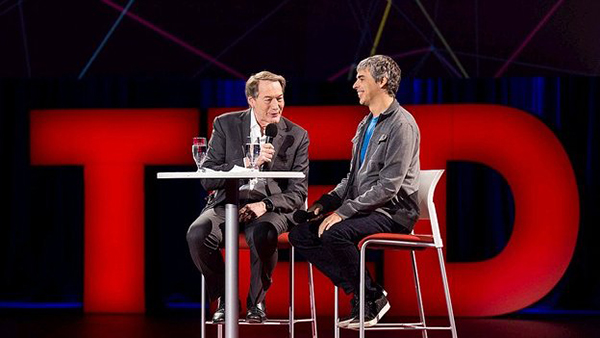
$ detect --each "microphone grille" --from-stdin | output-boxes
[265,123,278,138]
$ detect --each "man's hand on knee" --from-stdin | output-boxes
[318,212,342,237]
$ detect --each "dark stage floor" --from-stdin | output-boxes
[2,312,600,338]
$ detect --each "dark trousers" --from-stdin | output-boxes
[186,205,288,306]
[288,211,407,299]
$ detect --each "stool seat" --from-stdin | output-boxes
[358,233,434,250]
[238,232,292,250]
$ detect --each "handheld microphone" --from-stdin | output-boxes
[262,123,278,171]
[265,123,278,143]
[293,210,318,223]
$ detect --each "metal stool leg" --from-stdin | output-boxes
[411,250,428,338]
[289,247,296,338]
[437,248,458,338]
[308,262,318,338]
[334,286,339,338]
[201,274,206,338]
[359,245,367,338]
[204,243,320,338]
[202,273,224,338]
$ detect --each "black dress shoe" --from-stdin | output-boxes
[212,298,226,323]
[246,302,267,323]
[212,298,242,323]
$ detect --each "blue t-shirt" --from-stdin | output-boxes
[359,115,379,166]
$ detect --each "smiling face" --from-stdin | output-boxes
[248,80,284,129]
[352,67,386,107]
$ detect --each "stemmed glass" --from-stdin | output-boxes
[192,137,207,171]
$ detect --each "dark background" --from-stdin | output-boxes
[1,0,599,315]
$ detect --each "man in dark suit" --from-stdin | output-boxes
[186,71,309,323]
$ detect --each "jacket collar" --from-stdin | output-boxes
[375,99,399,122]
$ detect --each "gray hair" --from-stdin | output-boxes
[357,55,401,97]
[245,71,287,98]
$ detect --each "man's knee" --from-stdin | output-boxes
[187,219,221,251]
[187,223,209,245]
[288,225,301,246]
[320,225,351,247]
[291,220,329,247]
[246,222,278,249]
[288,223,313,247]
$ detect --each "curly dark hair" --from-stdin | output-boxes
[357,55,401,97]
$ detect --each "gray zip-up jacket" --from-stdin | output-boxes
[322,99,421,231]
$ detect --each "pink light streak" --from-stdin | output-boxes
[102,0,245,79]
[494,0,565,78]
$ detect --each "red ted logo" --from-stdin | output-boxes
[31,104,578,316]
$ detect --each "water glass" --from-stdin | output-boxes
[192,137,207,171]
[244,141,261,170]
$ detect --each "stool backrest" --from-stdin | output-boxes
[416,169,445,247]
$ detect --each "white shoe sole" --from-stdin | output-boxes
[346,301,390,329]
[338,318,353,328]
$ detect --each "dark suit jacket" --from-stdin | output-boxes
[201,109,309,215]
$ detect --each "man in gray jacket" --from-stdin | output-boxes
[187,71,309,323]
[289,55,420,328]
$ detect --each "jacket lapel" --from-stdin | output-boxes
[263,119,288,195]
[270,120,287,167]
[240,109,251,145]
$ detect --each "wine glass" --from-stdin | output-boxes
[192,137,207,171]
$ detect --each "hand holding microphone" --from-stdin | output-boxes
[257,123,278,170]
[293,193,342,223]
[255,143,275,168]
[293,203,324,223]
[307,202,323,215]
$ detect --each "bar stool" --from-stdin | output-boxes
[334,169,457,338]
[201,232,318,338]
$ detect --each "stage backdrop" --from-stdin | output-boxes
[0,77,598,316]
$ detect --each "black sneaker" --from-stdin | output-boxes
[338,289,387,328]
[347,291,390,329]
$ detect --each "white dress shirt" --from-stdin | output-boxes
[249,108,267,145]
[240,109,268,200]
